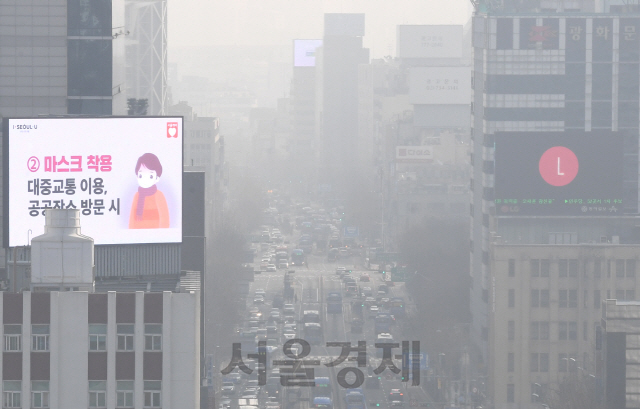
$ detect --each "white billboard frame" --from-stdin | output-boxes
[4,116,184,247]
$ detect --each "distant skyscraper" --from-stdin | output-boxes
[320,13,369,191]
[125,0,168,115]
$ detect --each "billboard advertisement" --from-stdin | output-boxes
[4,117,183,246]
[294,39,322,67]
[396,146,434,163]
[409,66,471,105]
[397,25,463,59]
[494,132,623,216]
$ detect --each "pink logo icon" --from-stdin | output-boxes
[27,156,40,172]
[167,122,178,138]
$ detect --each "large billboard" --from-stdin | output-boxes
[4,117,183,246]
[494,132,624,216]
[294,39,322,67]
[397,25,463,59]
[409,66,471,105]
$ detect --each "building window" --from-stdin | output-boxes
[145,324,162,351]
[508,353,514,372]
[4,325,21,352]
[117,324,134,351]
[89,381,106,408]
[531,289,539,308]
[32,325,50,352]
[508,259,515,277]
[569,321,577,340]
[530,259,540,277]
[594,259,602,278]
[116,381,134,408]
[540,353,549,372]
[541,290,549,307]
[508,289,515,308]
[616,260,625,278]
[31,381,49,408]
[508,320,515,340]
[569,259,578,277]
[569,289,578,308]
[559,259,568,277]
[144,381,161,408]
[531,322,539,340]
[507,384,514,403]
[559,290,568,308]
[559,322,567,340]
[559,353,568,372]
[3,381,21,408]
[594,290,601,308]
[583,321,588,341]
[530,353,539,372]
[541,259,550,277]
[627,290,636,300]
[540,322,549,340]
[89,324,107,351]
[627,259,636,277]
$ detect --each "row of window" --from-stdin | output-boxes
[2,380,160,408]
[519,289,633,309]
[508,320,599,341]
[4,324,162,352]
[507,352,586,373]
[508,258,637,278]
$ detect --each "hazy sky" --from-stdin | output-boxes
[167,0,473,59]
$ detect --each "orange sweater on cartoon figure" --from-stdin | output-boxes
[128,190,170,229]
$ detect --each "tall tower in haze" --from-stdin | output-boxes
[320,13,370,194]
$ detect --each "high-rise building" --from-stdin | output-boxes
[0,0,127,117]
[320,13,369,193]
[125,0,168,115]
[470,0,640,406]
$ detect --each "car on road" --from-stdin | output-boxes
[389,389,404,401]
[266,264,277,272]
[361,287,373,296]
[260,259,270,269]
[336,267,347,276]
[266,324,278,334]
[369,305,379,318]
[283,304,295,316]
[253,295,265,304]
[283,327,296,340]
[378,284,389,294]
[359,273,370,282]
[221,381,235,395]
[278,261,289,269]
[269,311,282,323]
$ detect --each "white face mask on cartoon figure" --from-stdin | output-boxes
[137,164,160,188]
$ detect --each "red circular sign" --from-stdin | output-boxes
[539,146,578,186]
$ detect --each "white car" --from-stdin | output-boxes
[283,304,295,315]
[266,264,277,272]
[278,261,289,269]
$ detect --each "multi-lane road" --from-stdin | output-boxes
[217,231,434,409]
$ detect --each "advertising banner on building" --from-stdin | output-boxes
[397,25,463,59]
[396,146,434,163]
[4,117,183,246]
[294,39,322,67]
[494,132,624,216]
[409,67,471,105]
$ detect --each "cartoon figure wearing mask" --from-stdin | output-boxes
[129,153,170,229]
